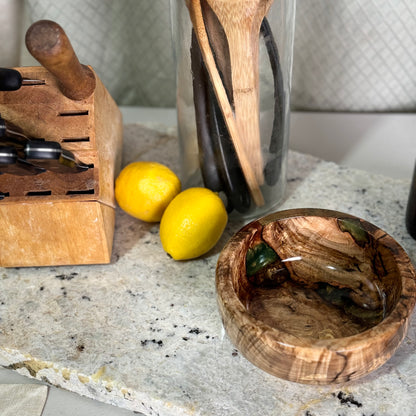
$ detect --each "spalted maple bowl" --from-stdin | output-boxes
[216,208,416,384]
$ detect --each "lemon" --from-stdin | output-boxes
[115,161,181,222]
[160,187,228,260]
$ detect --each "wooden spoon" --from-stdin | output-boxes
[205,0,273,185]
[186,0,264,206]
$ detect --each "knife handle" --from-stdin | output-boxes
[25,19,96,100]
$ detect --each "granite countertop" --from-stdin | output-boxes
[0,123,415,416]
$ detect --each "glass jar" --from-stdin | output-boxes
[406,162,416,239]
[170,0,296,219]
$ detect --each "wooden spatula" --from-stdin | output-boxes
[205,0,273,185]
[186,0,265,206]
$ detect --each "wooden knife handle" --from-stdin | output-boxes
[25,20,96,100]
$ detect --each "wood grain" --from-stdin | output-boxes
[216,208,416,384]
[205,0,272,185]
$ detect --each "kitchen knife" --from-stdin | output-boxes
[0,67,45,91]
[0,114,32,148]
[24,141,90,173]
[0,114,5,137]
[0,145,45,176]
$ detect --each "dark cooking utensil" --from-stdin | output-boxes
[191,31,251,213]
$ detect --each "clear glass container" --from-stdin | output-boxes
[406,162,416,239]
[170,0,296,219]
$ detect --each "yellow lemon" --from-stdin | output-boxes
[160,187,228,260]
[115,161,181,222]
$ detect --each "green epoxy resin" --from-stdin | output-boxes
[246,242,279,276]
[338,218,369,246]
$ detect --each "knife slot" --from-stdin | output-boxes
[62,137,90,143]
[59,110,89,117]
[26,190,52,196]
[22,80,46,86]
[0,192,10,200]
[66,189,95,195]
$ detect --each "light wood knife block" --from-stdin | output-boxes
[0,66,123,267]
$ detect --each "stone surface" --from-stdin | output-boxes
[0,123,415,415]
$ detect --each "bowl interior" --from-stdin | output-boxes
[236,214,402,340]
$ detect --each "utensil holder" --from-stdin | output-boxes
[0,66,123,267]
[171,0,296,219]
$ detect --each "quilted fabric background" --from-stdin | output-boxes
[292,0,416,112]
[22,0,176,107]
[4,0,416,111]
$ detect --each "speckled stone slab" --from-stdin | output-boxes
[0,124,415,416]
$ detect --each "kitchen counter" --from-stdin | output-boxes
[0,114,415,415]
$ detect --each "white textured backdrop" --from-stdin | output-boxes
[0,0,415,111]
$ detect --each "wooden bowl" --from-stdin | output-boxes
[216,208,416,384]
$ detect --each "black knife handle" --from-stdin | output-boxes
[0,145,18,165]
[0,114,6,137]
[0,68,23,91]
[25,140,61,160]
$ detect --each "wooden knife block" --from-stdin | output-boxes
[0,66,123,267]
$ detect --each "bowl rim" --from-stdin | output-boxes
[216,208,416,353]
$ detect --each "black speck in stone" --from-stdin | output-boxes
[182,337,189,341]
[334,391,362,408]
[395,200,404,209]
[305,411,315,416]
[141,339,163,348]
[232,349,238,357]
[82,295,91,301]
[170,304,174,307]
[189,328,201,335]
[39,286,44,291]
[55,272,78,281]
[77,344,85,352]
